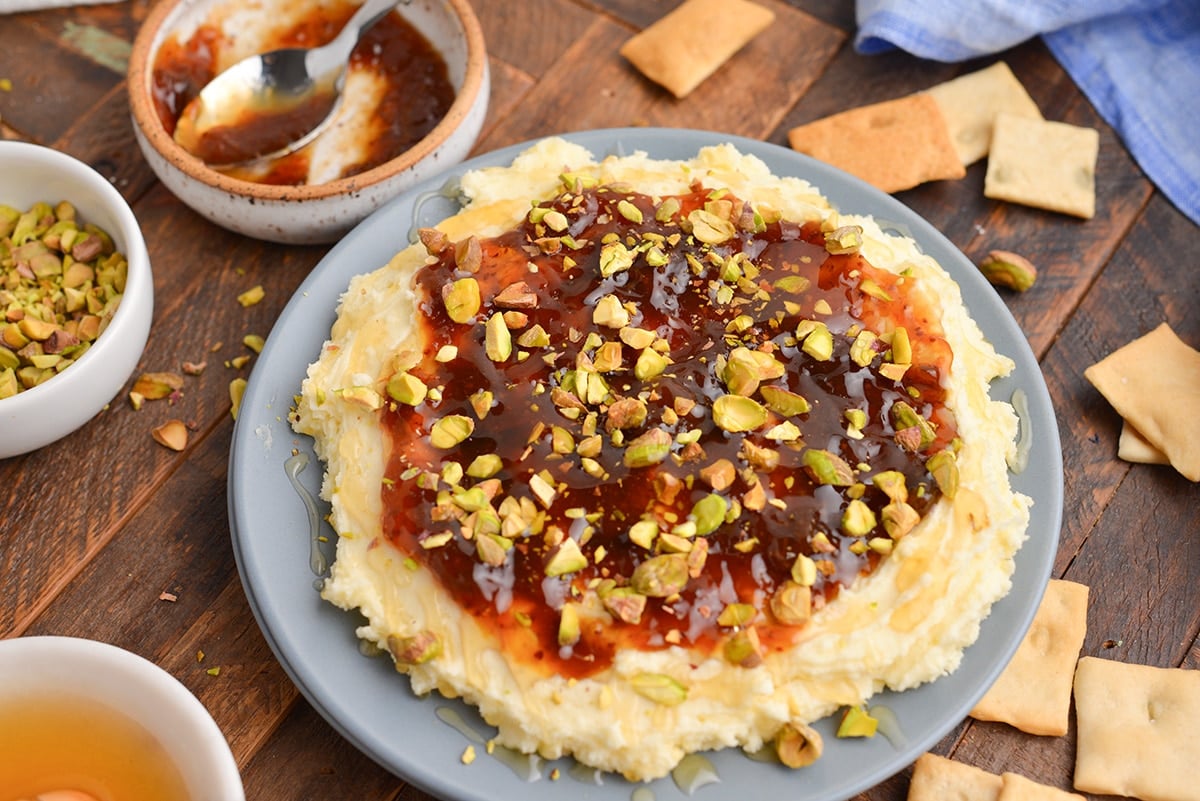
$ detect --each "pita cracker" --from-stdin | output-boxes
[908,753,1002,801]
[984,113,1098,219]
[1073,657,1200,801]
[925,62,1043,166]
[787,94,965,193]
[1119,421,1171,465]
[970,580,1088,735]
[1084,323,1200,481]
[619,0,775,99]
[999,772,1085,801]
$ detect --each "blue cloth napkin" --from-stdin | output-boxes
[855,0,1200,227]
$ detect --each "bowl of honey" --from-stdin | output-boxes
[127,0,489,245]
[0,636,243,801]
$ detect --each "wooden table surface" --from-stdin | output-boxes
[2,1,1198,799]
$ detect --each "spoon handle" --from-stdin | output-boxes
[312,0,404,72]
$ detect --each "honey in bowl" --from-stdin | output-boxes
[0,692,190,801]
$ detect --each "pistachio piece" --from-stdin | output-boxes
[630,553,689,597]
[602,587,647,624]
[882,501,920,539]
[418,227,450,255]
[691,492,728,536]
[717,602,756,627]
[388,631,441,665]
[769,581,812,625]
[484,313,512,362]
[466,453,503,479]
[619,326,657,350]
[824,224,863,255]
[802,449,855,486]
[759,385,810,417]
[790,553,817,586]
[925,449,959,498]
[623,427,672,468]
[836,706,879,738]
[430,414,475,448]
[152,419,189,451]
[454,236,483,272]
[723,627,763,667]
[132,371,184,401]
[800,321,833,361]
[386,372,427,406]
[699,458,736,490]
[494,280,539,309]
[979,250,1038,291]
[687,209,736,244]
[442,277,481,323]
[890,326,912,365]
[616,199,644,224]
[605,397,648,431]
[841,499,877,536]
[633,347,669,381]
[599,241,634,277]
[628,519,659,550]
[775,722,823,768]
[849,330,878,367]
[592,294,630,329]
[871,470,908,503]
[712,394,767,433]
[545,537,587,577]
[891,401,936,449]
[558,602,582,646]
[629,673,688,706]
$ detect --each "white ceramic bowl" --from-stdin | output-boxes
[0,636,244,801]
[0,142,153,460]
[127,0,489,245]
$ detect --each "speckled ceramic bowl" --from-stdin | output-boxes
[0,141,153,460]
[127,0,489,245]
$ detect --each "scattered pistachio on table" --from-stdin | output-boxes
[0,200,126,399]
[978,249,1038,291]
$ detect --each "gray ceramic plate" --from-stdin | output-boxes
[228,128,1062,801]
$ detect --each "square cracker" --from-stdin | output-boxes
[787,94,965,193]
[984,113,1099,218]
[926,62,1043,166]
[1073,657,1200,801]
[619,0,775,99]
[999,772,1085,801]
[1119,421,1170,465]
[1084,322,1200,481]
[908,753,1002,801]
[970,579,1089,735]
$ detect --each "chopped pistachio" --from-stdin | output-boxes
[712,394,767,433]
[388,631,441,665]
[925,449,959,498]
[979,250,1038,291]
[466,454,503,479]
[386,372,427,406]
[824,225,862,254]
[484,313,512,362]
[592,294,630,329]
[633,348,669,381]
[628,519,659,550]
[882,501,920,539]
[629,673,688,706]
[769,581,812,625]
[872,470,908,502]
[237,285,265,307]
[759,385,810,417]
[691,492,728,535]
[599,241,634,277]
[430,414,474,448]
[717,602,756,627]
[623,427,672,468]
[602,587,647,624]
[545,538,587,577]
[802,449,855,486]
[841,499,877,536]
[630,553,689,597]
[891,326,912,365]
[800,321,833,361]
[776,722,823,768]
[558,602,582,646]
[790,554,817,586]
[723,627,763,667]
[836,706,879,738]
[442,277,481,323]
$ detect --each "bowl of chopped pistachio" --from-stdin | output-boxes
[0,141,153,459]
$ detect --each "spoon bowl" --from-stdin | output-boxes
[173,0,402,165]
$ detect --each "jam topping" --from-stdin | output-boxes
[378,179,959,679]
[151,2,454,183]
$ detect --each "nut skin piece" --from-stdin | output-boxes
[978,250,1037,291]
[775,721,823,768]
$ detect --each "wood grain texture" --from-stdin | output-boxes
[1,2,1198,800]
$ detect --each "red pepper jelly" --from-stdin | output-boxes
[379,180,959,679]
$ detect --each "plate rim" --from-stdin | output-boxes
[228,126,1063,801]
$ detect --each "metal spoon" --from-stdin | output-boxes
[173,0,402,166]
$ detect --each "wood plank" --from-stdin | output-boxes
[474,0,596,78]
[0,18,123,145]
[241,699,404,800]
[478,0,844,151]
[473,57,536,153]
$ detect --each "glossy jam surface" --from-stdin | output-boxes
[151,1,454,183]
[380,183,957,678]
